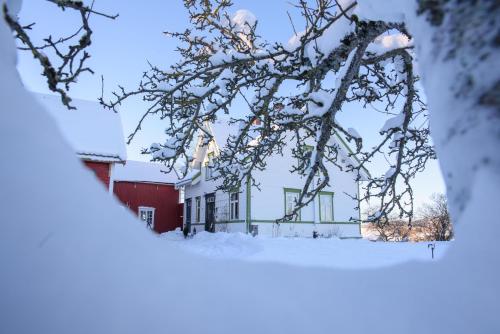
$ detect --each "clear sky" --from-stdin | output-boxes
[16,0,445,210]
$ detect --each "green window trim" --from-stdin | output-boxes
[229,191,240,221]
[246,175,251,233]
[283,187,301,221]
[303,144,314,151]
[250,219,359,225]
[319,191,334,223]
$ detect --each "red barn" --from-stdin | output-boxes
[36,93,127,192]
[36,93,181,233]
[113,161,182,233]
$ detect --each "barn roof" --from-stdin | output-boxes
[114,160,179,184]
[35,93,127,163]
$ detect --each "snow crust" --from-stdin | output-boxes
[113,160,179,184]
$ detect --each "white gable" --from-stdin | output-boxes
[114,160,179,184]
[192,119,369,180]
[35,93,127,163]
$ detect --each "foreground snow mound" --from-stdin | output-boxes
[163,231,448,268]
[0,2,498,334]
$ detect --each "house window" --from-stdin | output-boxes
[319,192,334,222]
[185,198,192,225]
[303,145,314,165]
[284,188,301,220]
[230,192,239,220]
[195,196,201,222]
[138,206,155,229]
[205,152,215,180]
[179,187,185,204]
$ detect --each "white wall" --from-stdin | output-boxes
[249,137,361,237]
[183,149,247,232]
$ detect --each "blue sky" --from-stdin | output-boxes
[16,0,445,209]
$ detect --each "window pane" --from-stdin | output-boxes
[285,191,299,216]
[320,194,333,221]
[195,197,200,222]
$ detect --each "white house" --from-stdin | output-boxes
[176,120,368,238]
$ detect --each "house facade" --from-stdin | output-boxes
[113,161,183,233]
[177,120,367,238]
[36,93,127,192]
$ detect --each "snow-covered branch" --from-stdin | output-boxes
[103,0,434,224]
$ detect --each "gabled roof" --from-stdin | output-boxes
[201,119,370,180]
[208,119,235,151]
[114,160,179,184]
[35,93,127,163]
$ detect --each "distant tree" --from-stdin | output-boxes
[363,205,410,242]
[102,0,435,225]
[2,0,118,109]
[419,193,453,241]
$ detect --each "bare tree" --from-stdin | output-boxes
[363,205,410,241]
[101,0,435,225]
[419,193,453,241]
[2,0,118,109]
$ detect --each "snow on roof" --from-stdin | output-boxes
[204,119,370,179]
[35,93,127,163]
[175,169,202,188]
[113,160,179,184]
[332,133,371,180]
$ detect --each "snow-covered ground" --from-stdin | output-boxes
[162,231,448,268]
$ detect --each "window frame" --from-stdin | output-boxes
[301,145,314,168]
[205,152,215,180]
[283,188,301,221]
[319,191,334,223]
[138,206,155,229]
[185,198,192,224]
[195,196,201,223]
[230,192,239,220]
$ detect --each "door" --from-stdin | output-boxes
[185,198,192,232]
[205,193,215,232]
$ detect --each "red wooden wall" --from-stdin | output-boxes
[113,181,182,233]
[83,161,110,189]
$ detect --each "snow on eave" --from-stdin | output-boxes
[79,153,125,164]
[333,132,371,180]
[113,160,179,184]
[175,169,201,189]
[34,93,127,163]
